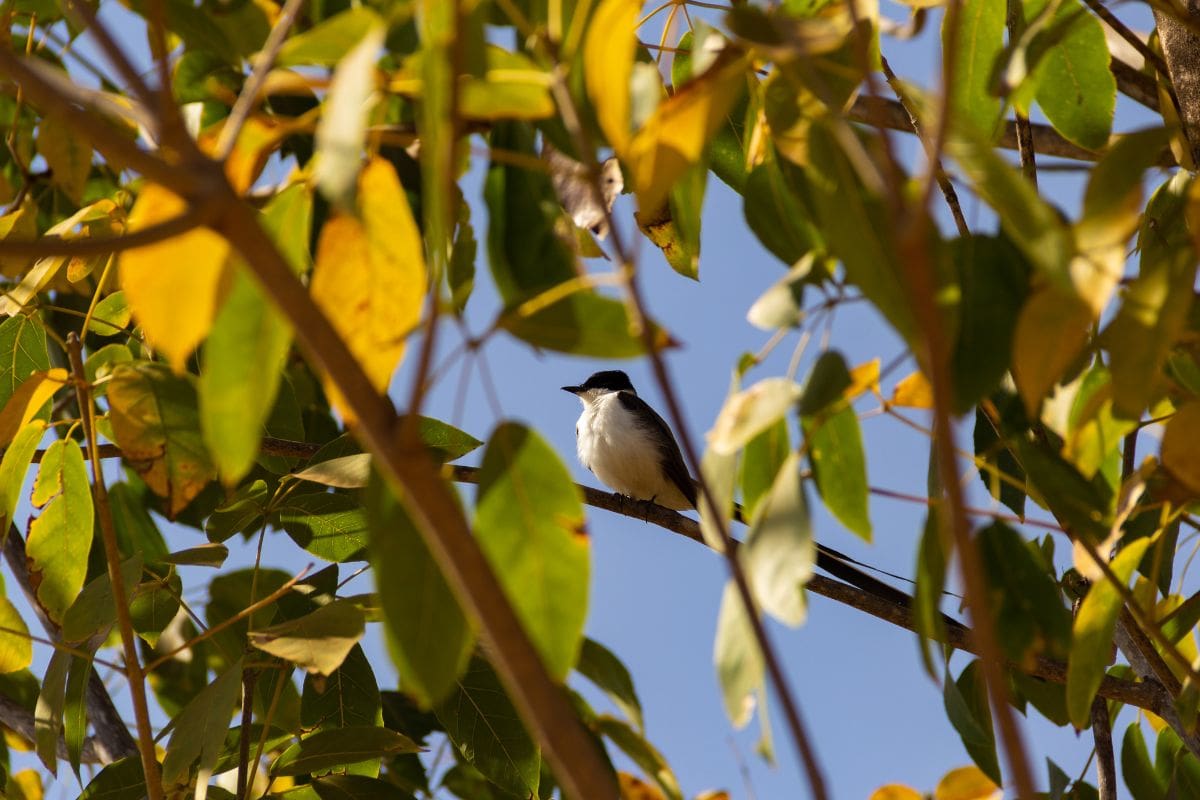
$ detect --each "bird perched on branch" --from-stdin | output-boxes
[562,369,922,609]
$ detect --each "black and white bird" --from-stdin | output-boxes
[562,369,924,608]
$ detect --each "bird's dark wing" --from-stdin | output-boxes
[617,391,698,507]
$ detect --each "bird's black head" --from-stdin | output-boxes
[561,370,636,395]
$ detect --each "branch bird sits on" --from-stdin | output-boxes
[563,369,949,616]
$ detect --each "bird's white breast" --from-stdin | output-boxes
[575,392,688,507]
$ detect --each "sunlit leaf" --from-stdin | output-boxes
[475,422,588,680]
[38,111,92,203]
[597,715,682,800]
[0,368,67,447]
[200,184,310,484]
[0,314,49,414]
[61,555,142,643]
[1067,535,1155,727]
[314,23,384,208]
[500,290,669,358]
[250,599,366,676]
[0,422,44,529]
[460,47,555,120]
[107,362,216,517]
[740,416,790,522]
[1011,285,1092,418]
[277,8,384,67]
[271,727,421,777]
[26,439,93,623]
[278,493,368,563]
[933,765,1001,800]
[801,352,871,541]
[1162,401,1200,496]
[119,184,231,373]
[584,0,640,151]
[742,452,813,626]
[311,158,426,422]
[368,474,474,708]
[713,581,762,728]
[943,0,1004,138]
[300,644,382,733]
[0,594,31,673]
[708,377,801,456]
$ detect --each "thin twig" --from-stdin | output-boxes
[1082,0,1170,78]
[1091,696,1117,800]
[63,0,156,116]
[0,208,209,258]
[236,669,258,800]
[1008,0,1038,187]
[67,333,163,800]
[879,57,969,236]
[216,0,308,161]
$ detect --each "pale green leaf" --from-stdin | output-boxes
[713,580,763,728]
[743,452,814,626]
[271,727,421,777]
[249,599,366,676]
[26,439,93,623]
[162,658,245,793]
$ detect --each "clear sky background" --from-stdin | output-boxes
[7,1,1173,798]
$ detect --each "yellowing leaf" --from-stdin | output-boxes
[891,370,933,409]
[120,184,232,372]
[619,772,667,800]
[585,0,641,152]
[311,158,427,421]
[0,198,37,278]
[0,596,32,672]
[0,369,67,447]
[26,440,93,624]
[626,52,747,213]
[934,766,1001,800]
[847,359,881,399]
[8,769,43,800]
[210,115,290,194]
[1163,401,1200,495]
[869,787,924,800]
[1012,285,1092,418]
[38,113,92,203]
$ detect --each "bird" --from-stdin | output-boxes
[562,369,926,609]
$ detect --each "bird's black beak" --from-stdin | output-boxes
[561,385,582,394]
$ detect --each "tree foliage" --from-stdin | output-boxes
[1,0,1200,798]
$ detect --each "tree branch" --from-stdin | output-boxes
[1091,696,1117,800]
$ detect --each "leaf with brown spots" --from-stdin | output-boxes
[107,362,215,517]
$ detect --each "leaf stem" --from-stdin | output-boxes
[67,332,164,800]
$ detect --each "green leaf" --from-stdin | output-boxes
[596,715,682,800]
[1029,0,1115,151]
[713,580,762,728]
[806,123,920,351]
[26,439,93,623]
[943,0,1004,138]
[974,403,1026,518]
[914,514,948,676]
[500,290,668,358]
[1019,439,1111,542]
[200,186,309,484]
[947,126,1073,289]
[163,543,228,567]
[1104,172,1197,418]
[249,599,366,676]
[308,775,420,800]
[85,344,133,399]
[34,649,69,774]
[205,479,269,543]
[743,158,822,267]
[368,474,474,707]
[434,656,540,797]
[277,9,385,67]
[64,652,90,778]
[740,416,790,522]
[0,314,49,412]
[61,555,142,643]
[485,121,577,305]
[801,352,871,541]
[86,292,130,336]
[460,47,555,121]
[272,727,421,777]
[162,658,245,793]
[977,522,1071,662]
[130,566,182,646]
[301,644,382,732]
[708,377,802,456]
[107,362,216,517]
[278,493,369,562]
[475,422,588,680]
[1067,535,1155,727]
[742,452,813,626]
[950,236,1030,412]
[1122,721,1165,800]
[0,421,42,530]
[943,660,1001,785]
[576,638,644,731]
[77,756,145,800]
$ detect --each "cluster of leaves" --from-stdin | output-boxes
[2,0,1200,797]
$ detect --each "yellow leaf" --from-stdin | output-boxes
[847,358,881,399]
[0,369,68,447]
[0,595,32,672]
[207,115,290,194]
[891,370,934,409]
[0,197,37,278]
[626,52,747,212]
[311,158,427,422]
[619,772,666,800]
[934,766,1001,800]
[3,727,33,751]
[120,184,232,372]
[1163,401,1200,495]
[8,769,43,800]
[584,0,641,152]
[695,793,731,800]
[869,786,924,800]
[1011,285,1092,418]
